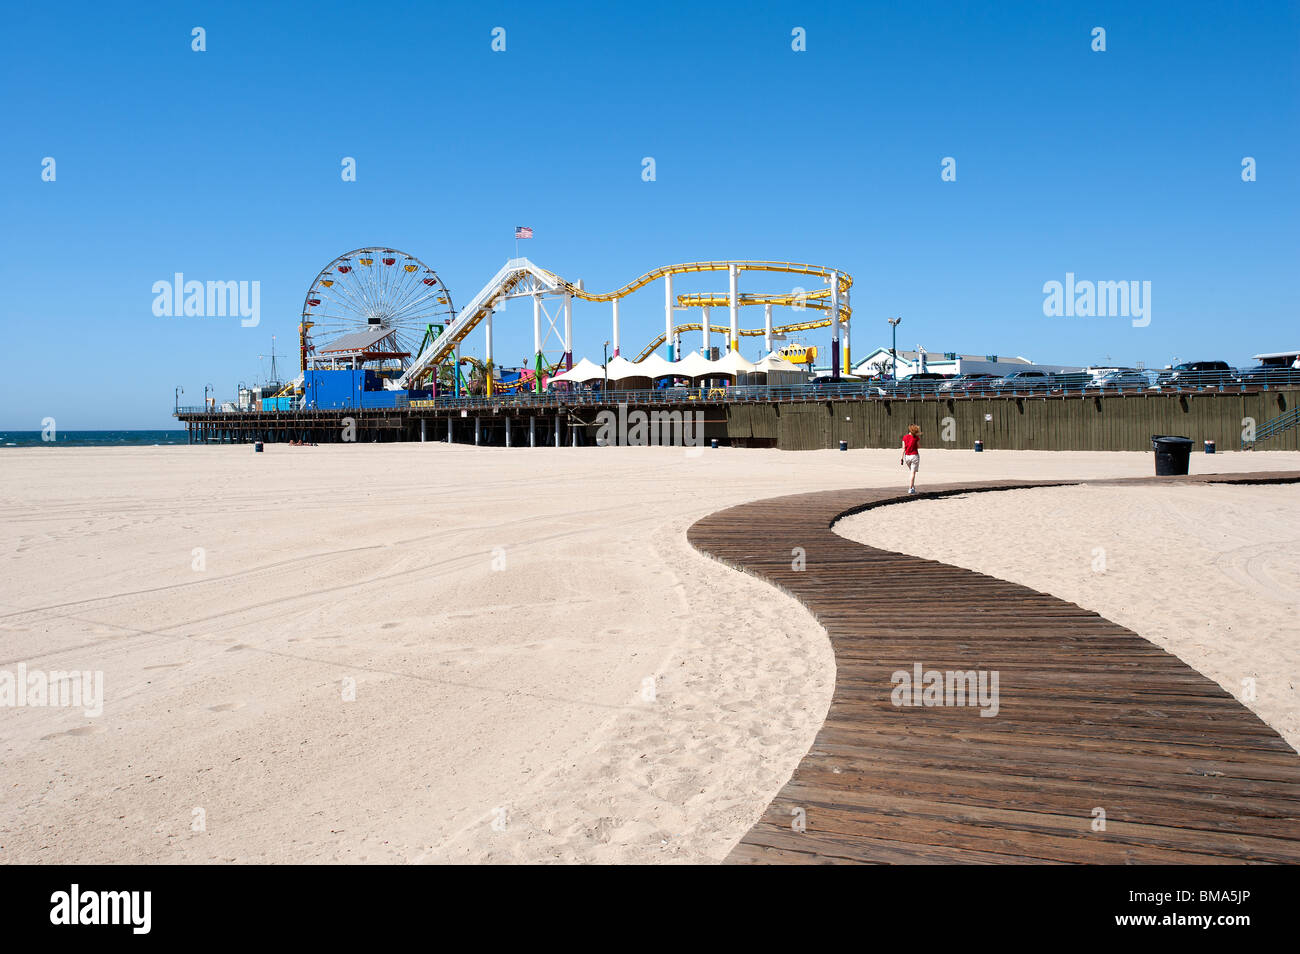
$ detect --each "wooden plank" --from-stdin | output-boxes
[686,472,1300,864]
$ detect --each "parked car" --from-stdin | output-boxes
[1052,371,1093,392]
[940,373,998,393]
[988,369,1054,391]
[1085,369,1151,390]
[1156,361,1238,388]
[881,372,953,395]
[1238,364,1300,387]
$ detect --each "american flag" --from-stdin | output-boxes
[515,226,533,239]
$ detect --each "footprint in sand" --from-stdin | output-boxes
[41,724,107,740]
[380,622,400,630]
[143,663,185,670]
[65,725,106,736]
[208,701,246,712]
[224,644,250,652]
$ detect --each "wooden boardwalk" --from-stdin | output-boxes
[686,473,1300,864]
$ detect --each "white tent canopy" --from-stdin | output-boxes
[752,351,807,386]
[754,352,803,373]
[602,355,643,381]
[607,353,676,382]
[710,350,758,377]
[673,350,715,379]
[549,356,607,384]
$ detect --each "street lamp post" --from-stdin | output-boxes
[887,317,902,381]
[175,385,184,413]
[603,340,610,397]
[204,383,213,410]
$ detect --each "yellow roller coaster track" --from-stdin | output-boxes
[534,260,853,304]
[633,298,851,362]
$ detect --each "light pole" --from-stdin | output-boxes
[175,385,184,413]
[204,383,213,410]
[603,340,610,397]
[887,317,902,380]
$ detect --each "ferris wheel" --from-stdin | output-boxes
[300,247,456,377]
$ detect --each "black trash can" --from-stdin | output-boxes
[1151,435,1192,476]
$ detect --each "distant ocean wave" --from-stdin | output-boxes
[0,430,189,448]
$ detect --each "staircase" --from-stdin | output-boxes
[1243,405,1300,449]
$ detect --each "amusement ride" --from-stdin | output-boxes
[287,250,854,398]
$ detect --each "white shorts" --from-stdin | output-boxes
[903,454,919,472]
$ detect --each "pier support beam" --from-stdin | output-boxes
[474,417,480,445]
[729,264,739,352]
[843,300,851,371]
[563,293,573,370]
[529,416,536,447]
[485,308,494,397]
[830,270,841,379]
[420,419,426,443]
[533,294,544,393]
[447,418,453,443]
[504,417,511,448]
[664,273,674,361]
[555,416,562,447]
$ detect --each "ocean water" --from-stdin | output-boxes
[0,430,189,448]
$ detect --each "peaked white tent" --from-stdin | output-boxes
[549,356,607,384]
[603,355,643,382]
[709,350,758,378]
[608,353,677,382]
[752,352,806,386]
[673,351,716,379]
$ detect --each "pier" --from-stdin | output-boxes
[176,385,1300,452]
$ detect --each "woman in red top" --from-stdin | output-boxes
[900,424,921,494]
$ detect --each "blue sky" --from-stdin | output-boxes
[2,0,1296,428]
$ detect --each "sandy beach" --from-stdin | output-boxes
[2,445,1298,863]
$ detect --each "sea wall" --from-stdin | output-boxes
[726,389,1299,452]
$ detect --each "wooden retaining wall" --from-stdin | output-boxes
[728,389,1298,452]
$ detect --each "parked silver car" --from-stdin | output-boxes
[987,369,1054,391]
[1085,369,1151,390]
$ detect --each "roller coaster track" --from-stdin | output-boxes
[540,260,853,303]
[396,258,853,389]
[632,297,852,363]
